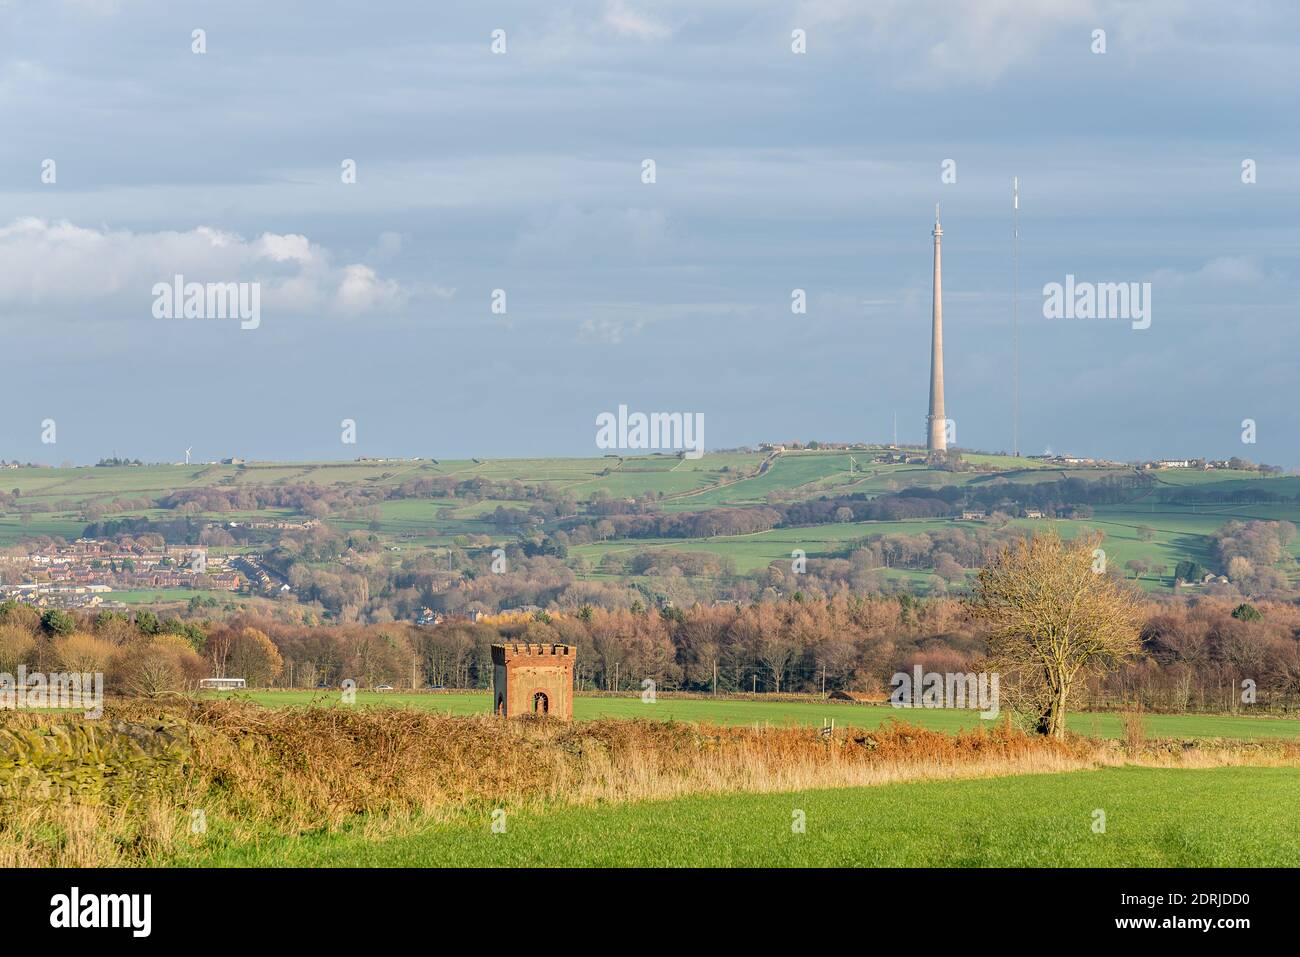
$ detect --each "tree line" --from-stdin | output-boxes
[5,583,1296,714]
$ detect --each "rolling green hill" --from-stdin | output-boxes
[3,451,1295,598]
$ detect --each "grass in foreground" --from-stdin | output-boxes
[204,690,1300,741]
[180,765,1300,867]
[3,704,1094,866]
[7,701,1296,867]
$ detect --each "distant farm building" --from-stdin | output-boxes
[491,643,575,719]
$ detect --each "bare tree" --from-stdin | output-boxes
[757,633,799,693]
[972,530,1142,737]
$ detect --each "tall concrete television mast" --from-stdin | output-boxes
[926,204,947,453]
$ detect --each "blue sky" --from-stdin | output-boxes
[0,0,1296,466]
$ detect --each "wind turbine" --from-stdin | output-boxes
[185,446,192,465]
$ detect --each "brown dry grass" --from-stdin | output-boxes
[2,700,1297,867]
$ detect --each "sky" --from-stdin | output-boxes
[0,0,1297,467]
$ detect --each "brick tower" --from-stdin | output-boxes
[490,643,575,719]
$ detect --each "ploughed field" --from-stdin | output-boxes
[181,765,1300,867]
[200,689,1300,741]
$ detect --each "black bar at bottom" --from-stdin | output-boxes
[0,867,1279,942]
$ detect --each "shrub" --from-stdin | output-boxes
[111,635,205,697]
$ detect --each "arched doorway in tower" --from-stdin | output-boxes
[496,694,505,716]
[532,691,549,715]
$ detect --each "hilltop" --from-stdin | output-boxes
[0,448,1295,618]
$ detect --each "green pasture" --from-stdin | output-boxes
[960,453,1053,469]
[0,512,88,545]
[668,453,865,508]
[182,765,1300,867]
[108,588,241,605]
[203,690,1300,741]
[330,499,488,538]
[1152,469,1278,488]
[573,518,973,573]
[574,511,1203,586]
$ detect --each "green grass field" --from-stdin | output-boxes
[109,588,242,605]
[575,501,1296,589]
[205,690,1300,741]
[180,765,1300,867]
[573,517,970,573]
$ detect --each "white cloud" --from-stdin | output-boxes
[578,316,644,344]
[601,0,672,40]
[335,264,406,315]
[1151,256,1266,287]
[0,218,406,319]
[1198,256,1264,284]
[366,231,404,260]
[256,232,313,263]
